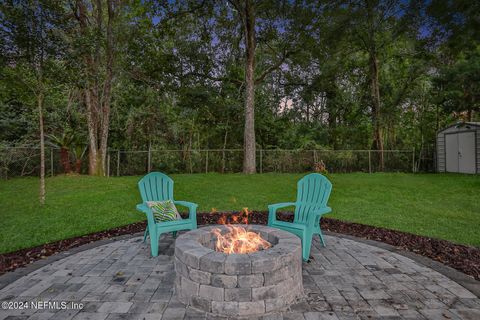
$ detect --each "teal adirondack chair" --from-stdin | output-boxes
[268,173,332,261]
[136,172,198,257]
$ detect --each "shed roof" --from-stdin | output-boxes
[438,122,480,133]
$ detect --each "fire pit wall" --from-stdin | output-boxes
[174,225,304,317]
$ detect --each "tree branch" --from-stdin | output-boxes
[163,0,206,22]
[184,71,243,86]
[254,49,292,85]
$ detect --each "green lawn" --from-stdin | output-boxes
[0,173,479,254]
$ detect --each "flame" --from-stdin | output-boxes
[218,214,227,225]
[216,207,249,225]
[211,225,271,254]
[212,208,271,254]
[241,207,249,224]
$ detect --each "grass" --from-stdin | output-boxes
[0,173,479,254]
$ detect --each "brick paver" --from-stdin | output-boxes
[0,229,478,319]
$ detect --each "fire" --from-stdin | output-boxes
[216,207,249,225]
[212,208,271,254]
[212,225,271,254]
[218,214,227,225]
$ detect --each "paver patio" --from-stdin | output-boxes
[0,229,479,320]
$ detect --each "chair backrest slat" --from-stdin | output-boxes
[294,173,332,224]
[138,172,174,202]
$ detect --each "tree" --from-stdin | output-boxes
[232,0,256,174]
[72,0,118,176]
[333,0,421,170]
[0,0,477,176]
[428,0,480,121]
[227,1,308,173]
[0,0,68,202]
[435,47,480,121]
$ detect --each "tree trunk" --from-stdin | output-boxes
[85,89,100,175]
[243,0,256,174]
[60,147,72,173]
[369,51,384,171]
[78,1,100,175]
[326,89,337,149]
[77,0,114,176]
[98,0,114,175]
[32,0,46,204]
[38,92,46,205]
[76,159,82,174]
[222,122,229,174]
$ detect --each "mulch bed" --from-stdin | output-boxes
[1,211,479,281]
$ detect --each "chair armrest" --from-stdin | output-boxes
[174,200,198,222]
[136,203,148,213]
[308,206,332,225]
[267,202,296,225]
[174,200,198,211]
[268,202,296,211]
[136,203,156,227]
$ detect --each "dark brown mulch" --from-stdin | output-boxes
[1,211,479,281]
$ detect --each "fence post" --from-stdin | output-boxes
[368,150,372,174]
[147,145,151,173]
[50,148,54,177]
[412,147,415,173]
[205,150,209,173]
[260,149,263,174]
[116,150,120,176]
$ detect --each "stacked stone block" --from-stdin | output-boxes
[174,225,304,317]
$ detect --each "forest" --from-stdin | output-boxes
[1,0,479,180]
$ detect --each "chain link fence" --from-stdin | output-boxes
[1,146,426,179]
[0,147,58,179]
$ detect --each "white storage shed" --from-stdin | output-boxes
[436,122,480,174]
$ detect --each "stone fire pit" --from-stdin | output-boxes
[174,225,304,317]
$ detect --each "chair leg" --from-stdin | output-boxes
[150,232,160,257]
[302,233,313,261]
[318,229,326,247]
[143,228,149,243]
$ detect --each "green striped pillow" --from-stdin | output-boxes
[146,200,181,223]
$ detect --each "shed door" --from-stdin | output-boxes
[446,134,459,172]
[458,132,476,174]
